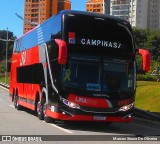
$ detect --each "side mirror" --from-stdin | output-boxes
[55,39,67,64]
[138,49,150,72]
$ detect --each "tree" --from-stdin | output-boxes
[133,27,147,48]
[0,30,16,61]
[133,28,160,60]
[133,28,160,73]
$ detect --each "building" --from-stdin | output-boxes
[110,0,160,29]
[104,0,110,14]
[148,0,160,29]
[86,0,110,14]
[58,0,71,11]
[130,0,160,29]
[24,0,71,34]
[86,0,104,14]
[110,0,130,21]
[129,0,148,29]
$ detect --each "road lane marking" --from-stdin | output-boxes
[9,105,14,108]
[50,123,73,134]
[0,86,9,91]
[42,121,73,134]
[9,103,73,134]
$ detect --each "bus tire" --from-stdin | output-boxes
[43,103,52,123]
[14,94,21,110]
[12,89,15,102]
[37,101,44,120]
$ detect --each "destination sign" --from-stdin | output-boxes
[68,32,124,49]
[81,38,122,49]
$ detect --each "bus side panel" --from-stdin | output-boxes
[20,46,40,109]
[26,46,43,109]
[9,53,21,100]
[10,45,42,110]
[25,46,40,65]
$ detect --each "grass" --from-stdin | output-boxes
[135,81,160,113]
[0,76,10,84]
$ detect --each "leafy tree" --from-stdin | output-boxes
[133,28,160,60]
[0,30,16,61]
[133,27,147,48]
[133,28,160,74]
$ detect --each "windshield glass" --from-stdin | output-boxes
[62,58,101,91]
[62,57,136,93]
[103,59,135,93]
[62,12,136,94]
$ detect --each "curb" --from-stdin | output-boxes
[0,82,10,89]
[133,117,160,128]
[134,108,160,122]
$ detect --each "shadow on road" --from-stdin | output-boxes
[18,106,160,136]
[53,118,160,136]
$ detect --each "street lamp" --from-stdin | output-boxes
[15,13,38,26]
[5,28,8,84]
[0,28,14,83]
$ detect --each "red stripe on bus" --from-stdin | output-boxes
[68,94,109,108]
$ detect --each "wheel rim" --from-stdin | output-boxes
[37,101,44,120]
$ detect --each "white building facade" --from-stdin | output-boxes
[110,0,160,29]
[147,0,160,29]
[129,0,148,28]
[110,0,130,21]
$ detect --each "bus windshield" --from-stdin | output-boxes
[62,12,136,93]
[102,59,135,93]
[62,58,101,91]
[62,57,136,93]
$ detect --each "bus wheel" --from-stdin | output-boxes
[43,103,52,123]
[37,101,44,120]
[14,95,21,110]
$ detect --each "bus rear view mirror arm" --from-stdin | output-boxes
[55,39,67,64]
[137,48,150,72]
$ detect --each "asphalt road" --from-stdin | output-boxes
[0,86,160,144]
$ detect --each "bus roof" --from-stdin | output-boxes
[60,10,130,26]
[19,10,131,40]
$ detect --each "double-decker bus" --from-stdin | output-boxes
[9,10,150,123]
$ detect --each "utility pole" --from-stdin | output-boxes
[5,28,8,84]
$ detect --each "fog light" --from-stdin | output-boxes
[119,103,134,111]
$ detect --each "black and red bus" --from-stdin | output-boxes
[9,10,150,123]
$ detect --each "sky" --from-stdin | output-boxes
[0,0,87,38]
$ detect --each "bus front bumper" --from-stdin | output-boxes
[46,109,133,123]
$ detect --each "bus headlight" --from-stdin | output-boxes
[119,103,134,112]
[60,97,80,109]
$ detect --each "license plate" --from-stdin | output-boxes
[93,116,106,121]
